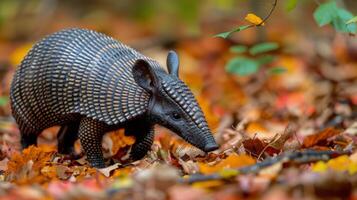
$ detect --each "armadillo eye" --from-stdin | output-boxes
[171,112,181,120]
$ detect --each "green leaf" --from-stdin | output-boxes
[0,96,8,106]
[214,25,251,39]
[285,0,298,12]
[249,42,279,55]
[313,1,356,34]
[268,66,287,75]
[229,45,247,54]
[257,55,276,65]
[226,57,260,76]
[332,9,356,33]
[346,16,357,24]
[313,1,338,27]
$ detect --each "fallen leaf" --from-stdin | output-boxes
[303,128,342,148]
[192,180,224,188]
[97,163,120,177]
[198,153,255,174]
[243,138,280,158]
[270,125,295,150]
[6,145,54,184]
[311,155,357,175]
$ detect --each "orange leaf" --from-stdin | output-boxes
[302,128,342,148]
[107,130,135,155]
[198,154,255,174]
[245,13,265,26]
[6,145,54,184]
[246,122,268,135]
[10,43,33,66]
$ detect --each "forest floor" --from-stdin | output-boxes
[0,11,357,200]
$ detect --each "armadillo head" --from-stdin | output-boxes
[132,51,219,153]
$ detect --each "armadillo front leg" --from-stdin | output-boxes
[57,121,80,155]
[130,128,154,161]
[125,122,154,161]
[79,117,108,168]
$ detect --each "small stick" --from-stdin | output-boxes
[180,149,350,184]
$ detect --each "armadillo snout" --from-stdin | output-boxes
[203,142,219,152]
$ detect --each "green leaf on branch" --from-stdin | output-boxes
[225,57,260,76]
[313,1,337,26]
[346,16,357,24]
[214,25,251,39]
[229,45,247,54]
[249,42,279,55]
[313,1,356,34]
[268,67,287,75]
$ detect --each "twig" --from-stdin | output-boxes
[180,149,350,184]
[216,0,279,38]
[258,0,278,26]
[256,134,279,160]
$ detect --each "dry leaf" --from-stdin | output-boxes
[303,128,342,148]
[198,153,255,174]
[6,145,54,184]
[97,163,120,177]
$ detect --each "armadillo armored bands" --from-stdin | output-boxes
[10,28,218,168]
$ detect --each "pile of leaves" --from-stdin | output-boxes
[0,122,356,199]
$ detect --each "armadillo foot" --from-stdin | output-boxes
[87,155,106,168]
[79,117,107,168]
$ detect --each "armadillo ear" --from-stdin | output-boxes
[132,59,158,92]
[166,50,179,77]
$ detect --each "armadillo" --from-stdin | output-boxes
[10,28,218,168]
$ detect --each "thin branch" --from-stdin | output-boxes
[215,0,278,38]
[258,0,278,26]
[180,149,351,184]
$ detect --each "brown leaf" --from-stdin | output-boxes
[303,128,342,148]
[243,138,280,158]
[269,125,295,150]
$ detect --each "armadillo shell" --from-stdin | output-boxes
[10,28,162,128]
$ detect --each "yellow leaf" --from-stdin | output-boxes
[349,163,357,175]
[112,176,133,189]
[312,156,357,174]
[245,13,265,26]
[192,180,224,188]
[218,168,239,178]
[327,155,350,172]
[198,154,255,175]
[10,43,33,66]
[311,161,328,173]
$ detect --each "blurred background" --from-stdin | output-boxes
[0,0,356,147]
